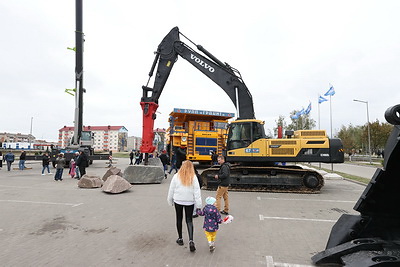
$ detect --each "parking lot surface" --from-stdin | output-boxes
[0,159,366,266]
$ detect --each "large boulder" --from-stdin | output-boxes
[77,174,103,188]
[123,163,164,184]
[102,167,123,181]
[102,175,132,194]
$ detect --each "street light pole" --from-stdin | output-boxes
[353,99,372,164]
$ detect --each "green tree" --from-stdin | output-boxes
[337,120,392,155]
[337,124,363,154]
[363,120,392,152]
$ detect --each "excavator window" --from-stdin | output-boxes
[227,122,266,150]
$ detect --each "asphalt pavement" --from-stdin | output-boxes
[0,159,367,266]
[308,162,380,179]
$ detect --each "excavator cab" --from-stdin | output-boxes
[227,120,266,150]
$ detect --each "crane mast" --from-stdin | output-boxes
[73,0,84,145]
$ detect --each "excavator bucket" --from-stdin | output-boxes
[312,104,400,266]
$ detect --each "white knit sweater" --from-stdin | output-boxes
[167,173,202,208]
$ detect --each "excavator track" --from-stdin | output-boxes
[201,164,324,194]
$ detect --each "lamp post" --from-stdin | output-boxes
[353,99,371,164]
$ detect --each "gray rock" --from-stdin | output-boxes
[102,167,123,181]
[123,164,164,184]
[102,175,132,194]
[77,174,103,188]
[146,157,163,167]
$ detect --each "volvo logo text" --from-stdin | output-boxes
[190,54,215,73]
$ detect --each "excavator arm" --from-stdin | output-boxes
[140,27,255,154]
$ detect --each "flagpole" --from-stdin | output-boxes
[329,91,333,172]
[318,95,321,130]
[318,95,321,168]
[329,95,333,138]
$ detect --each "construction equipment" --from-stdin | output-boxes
[167,108,233,165]
[140,27,344,192]
[312,104,400,266]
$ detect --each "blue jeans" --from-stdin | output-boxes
[19,160,26,170]
[54,168,63,180]
[42,165,50,174]
[75,167,80,178]
[7,161,12,171]
[169,163,178,174]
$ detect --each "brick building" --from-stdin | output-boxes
[0,132,35,143]
[58,126,128,152]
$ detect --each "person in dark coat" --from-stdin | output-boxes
[41,153,52,175]
[159,150,169,178]
[76,151,88,179]
[129,150,134,165]
[214,156,231,215]
[4,151,15,171]
[211,151,218,166]
[19,151,26,170]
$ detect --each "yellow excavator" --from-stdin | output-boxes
[140,27,344,193]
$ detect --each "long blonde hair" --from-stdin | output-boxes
[177,160,195,186]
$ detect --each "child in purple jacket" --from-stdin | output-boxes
[197,196,222,252]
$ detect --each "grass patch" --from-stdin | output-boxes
[334,171,370,185]
[112,152,130,158]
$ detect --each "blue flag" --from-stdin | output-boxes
[291,114,299,119]
[318,96,328,104]
[297,108,305,116]
[324,85,335,96]
[304,102,311,115]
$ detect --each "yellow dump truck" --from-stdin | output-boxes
[167,108,234,164]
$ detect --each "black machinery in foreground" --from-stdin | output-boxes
[312,104,400,266]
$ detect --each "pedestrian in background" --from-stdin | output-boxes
[211,151,218,166]
[76,151,88,178]
[197,196,222,252]
[73,152,80,179]
[69,159,76,178]
[139,152,143,164]
[167,160,202,252]
[19,150,26,170]
[4,151,15,171]
[214,156,230,215]
[134,151,140,165]
[54,153,65,181]
[159,150,169,179]
[41,152,52,175]
[129,150,134,165]
[168,152,178,174]
[192,165,203,218]
[0,151,3,170]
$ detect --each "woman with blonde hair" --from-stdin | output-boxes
[167,160,202,252]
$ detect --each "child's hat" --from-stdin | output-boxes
[206,196,216,205]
